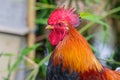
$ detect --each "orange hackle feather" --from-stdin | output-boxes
[51,22,120,80]
[52,23,102,73]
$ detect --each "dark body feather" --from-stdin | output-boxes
[46,57,110,80]
[46,59,80,80]
[46,60,114,80]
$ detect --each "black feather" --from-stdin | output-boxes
[46,59,80,80]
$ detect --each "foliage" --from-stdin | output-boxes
[4,44,40,80]
[2,0,120,80]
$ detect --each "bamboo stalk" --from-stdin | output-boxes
[27,0,36,61]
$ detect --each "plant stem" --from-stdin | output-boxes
[98,58,120,65]
[103,7,120,18]
[79,22,94,33]
[26,53,51,80]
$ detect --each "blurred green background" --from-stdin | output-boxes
[3,0,120,80]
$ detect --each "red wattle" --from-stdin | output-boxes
[49,29,66,46]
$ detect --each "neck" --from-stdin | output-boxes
[52,26,103,73]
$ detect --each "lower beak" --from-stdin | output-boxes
[45,25,54,29]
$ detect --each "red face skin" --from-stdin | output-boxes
[48,22,68,46]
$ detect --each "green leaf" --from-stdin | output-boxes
[80,12,109,44]
[89,44,100,55]
[36,3,56,10]
[0,53,14,57]
[80,12,109,27]
[80,12,101,22]
[26,53,51,80]
[86,34,94,40]
[7,43,40,80]
[35,18,48,24]
[79,7,120,33]
[98,58,120,65]
[85,0,91,5]
[95,0,101,3]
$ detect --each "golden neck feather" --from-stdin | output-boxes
[52,26,103,73]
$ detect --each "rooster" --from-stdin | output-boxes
[46,7,120,80]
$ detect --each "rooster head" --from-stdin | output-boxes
[46,7,81,46]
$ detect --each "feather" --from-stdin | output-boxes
[46,7,120,80]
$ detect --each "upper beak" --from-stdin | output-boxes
[45,25,54,30]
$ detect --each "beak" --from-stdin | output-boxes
[45,25,54,30]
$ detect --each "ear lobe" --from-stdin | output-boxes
[65,27,69,30]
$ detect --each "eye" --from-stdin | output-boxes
[58,23,63,27]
